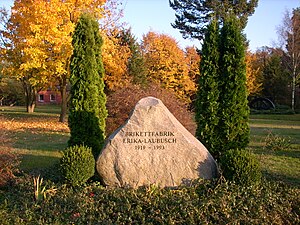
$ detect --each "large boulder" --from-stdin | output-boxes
[97,97,218,188]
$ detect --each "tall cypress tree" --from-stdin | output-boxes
[218,16,250,152]
[68,13,107,158]
[195,20,221,159]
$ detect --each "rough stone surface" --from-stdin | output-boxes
[97,97,218,188]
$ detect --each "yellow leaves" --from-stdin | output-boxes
[1,116,69,134]
[4,0,107,91]
[142,31,197,103]
[246,50,262,95]
[101,31,131,91]
[58,0,106,23]
[2,0,133,103]
[185,46,200,84]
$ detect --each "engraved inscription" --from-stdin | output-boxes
[123,131,176,150]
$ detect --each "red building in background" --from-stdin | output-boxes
[37,90,62,104]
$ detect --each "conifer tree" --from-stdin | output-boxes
[119,29,147,86]
[169,0,258,40]
[68,13,107,158]
[195,20,221,159]
[128,38,148,86]
[218,16,250,152]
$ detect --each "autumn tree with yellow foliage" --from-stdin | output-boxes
[1,0,107,118]
[245,50,262,96]
[1,0,130,121]
[142,31,196,103]
[185,46,200,85]
[1,1,58,113]
[1,0,200,116]
[101,30,131,91]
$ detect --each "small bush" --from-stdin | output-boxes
[264,131,291,151]
[220,149,262,185]
[60,145,95,186]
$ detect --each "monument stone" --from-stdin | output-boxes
[97,97,218,188]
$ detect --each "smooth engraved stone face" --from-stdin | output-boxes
[97,96,218,188]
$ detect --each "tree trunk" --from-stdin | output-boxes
[23,79,37,113]
[59,79,68,123]
[27,102,35,113]
[26,90,36,113]
[291,73,296,111]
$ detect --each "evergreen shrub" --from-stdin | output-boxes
[68,111,104,158]
[195,19,221,159]
[60,145,95,186]
[68,13,107,159]
[218,16,250,152]
[220,149,262,185]
[195,16,250,160]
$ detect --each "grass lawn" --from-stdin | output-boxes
[249,114,300,186]
[0,105,69,175]
[1,105,300,186]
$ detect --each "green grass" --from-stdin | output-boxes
[249,114,300,186]
[0,105,69,174]
[1,105,300,186]
[1,105,61,118]
[12,130,69,172]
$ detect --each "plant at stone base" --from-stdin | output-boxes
[33,176,57,202]
[220,149,262,186]
[60,145,95,186]
[68,13,107,159]
[264,131,291,151]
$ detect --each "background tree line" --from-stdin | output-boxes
[249,6,300,110]
[0,0,299,122]
[0,0,200,119]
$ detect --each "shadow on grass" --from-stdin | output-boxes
[8,129,68,179]
[255,148,300,160]
[1,105,61,113]
[2,112,60,120]
[250,127,300,138]
[20,154,63,182]
[250,114,300,121]
[12,130,69,152]
[252,147,300,187]
[1,107,63,120]
[263,170,300,188]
